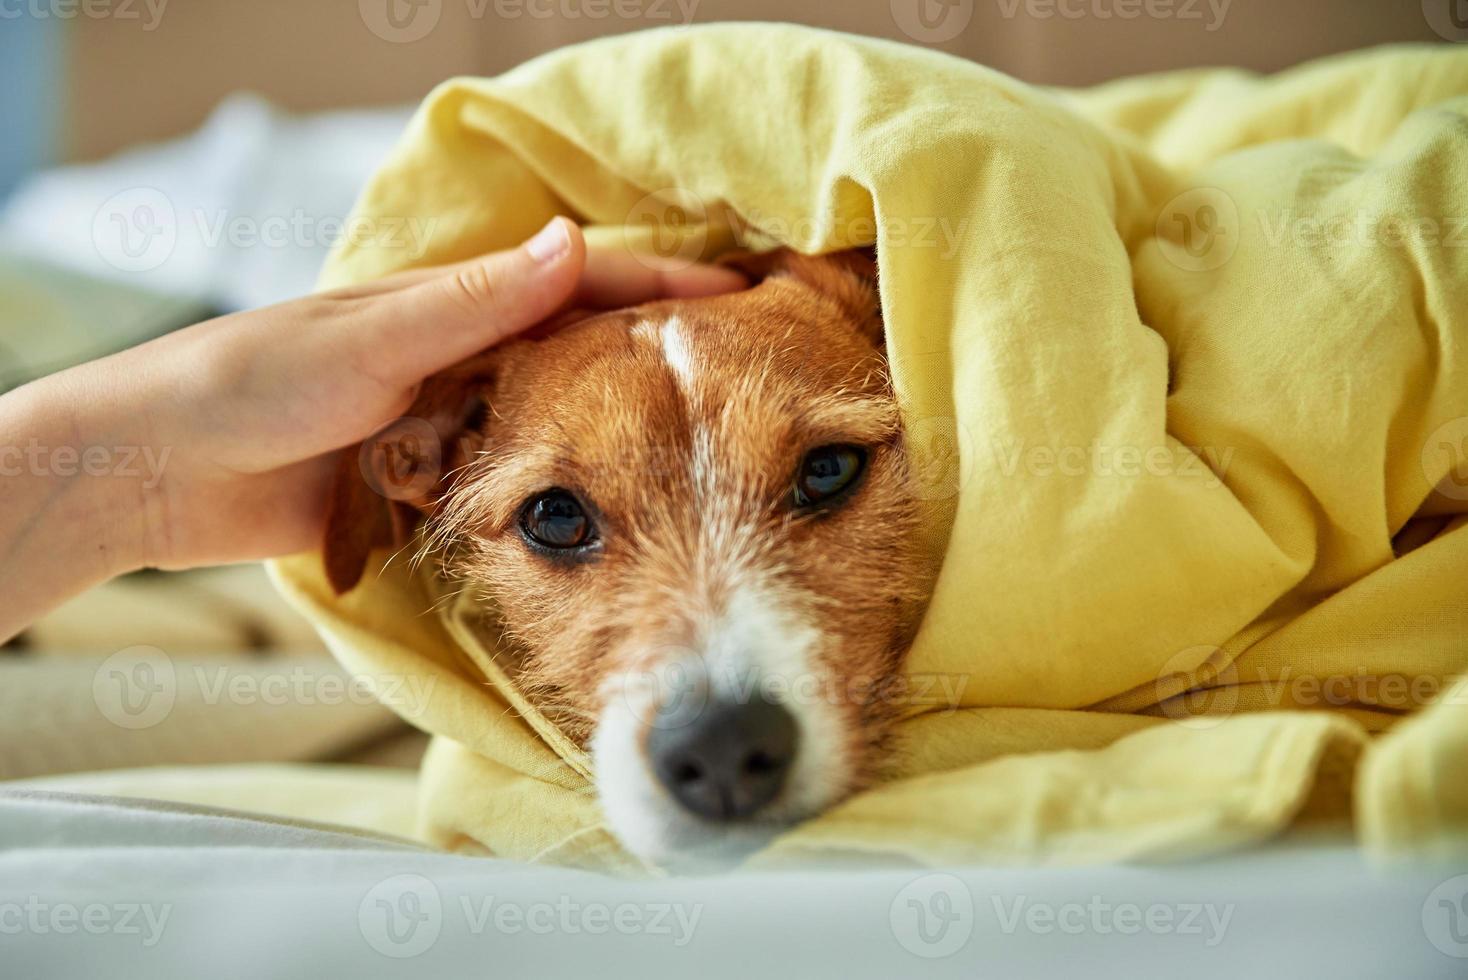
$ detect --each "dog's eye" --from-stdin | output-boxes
[792,444,867,509]
[520,490,594,550]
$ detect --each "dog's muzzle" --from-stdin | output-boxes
[645,692,798,821]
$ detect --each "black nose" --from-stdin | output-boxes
[646,694,798,821]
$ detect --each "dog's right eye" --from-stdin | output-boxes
[792,444,867,509]
[519,490,594,550]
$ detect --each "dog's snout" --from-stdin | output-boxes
[646,694,798,822]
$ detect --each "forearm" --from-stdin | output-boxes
[0,225,743,643]
[0,370,149,643]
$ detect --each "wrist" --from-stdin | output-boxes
[5,364,155,579]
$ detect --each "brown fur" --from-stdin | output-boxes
[324,250,933,827]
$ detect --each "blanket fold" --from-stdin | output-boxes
[273,27,1468,869]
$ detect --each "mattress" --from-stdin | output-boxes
[2,789,1463,979]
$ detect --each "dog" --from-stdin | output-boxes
[323,248,934,867]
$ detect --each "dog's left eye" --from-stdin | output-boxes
[792,444,867,509]
[520,490,594,550]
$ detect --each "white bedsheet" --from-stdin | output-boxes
[0,94,411,314]
[3,790,1464,978]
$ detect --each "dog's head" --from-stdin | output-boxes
[324,250,932,867]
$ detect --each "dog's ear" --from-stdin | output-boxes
[719,247,882,345]
[322,353,498,595]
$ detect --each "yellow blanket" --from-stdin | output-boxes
[273,27,1468,871]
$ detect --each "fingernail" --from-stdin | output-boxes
[525,218,571,264]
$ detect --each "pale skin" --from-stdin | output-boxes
[0,218,745,644]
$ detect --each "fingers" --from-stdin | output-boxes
[574,249,748,308]
[331,224,748,308]
[336,217,749,386]
[354,217,587,383]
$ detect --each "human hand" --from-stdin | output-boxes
[0,217,744,638]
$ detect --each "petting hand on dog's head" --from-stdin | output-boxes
[0,217,746,643]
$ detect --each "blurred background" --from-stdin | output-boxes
[0,1,1451,385]
[0,1,1456,783]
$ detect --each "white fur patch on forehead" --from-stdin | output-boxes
[631,315,697,390]
[658,316,696,389]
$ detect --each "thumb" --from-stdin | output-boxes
[360,217,585,383]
